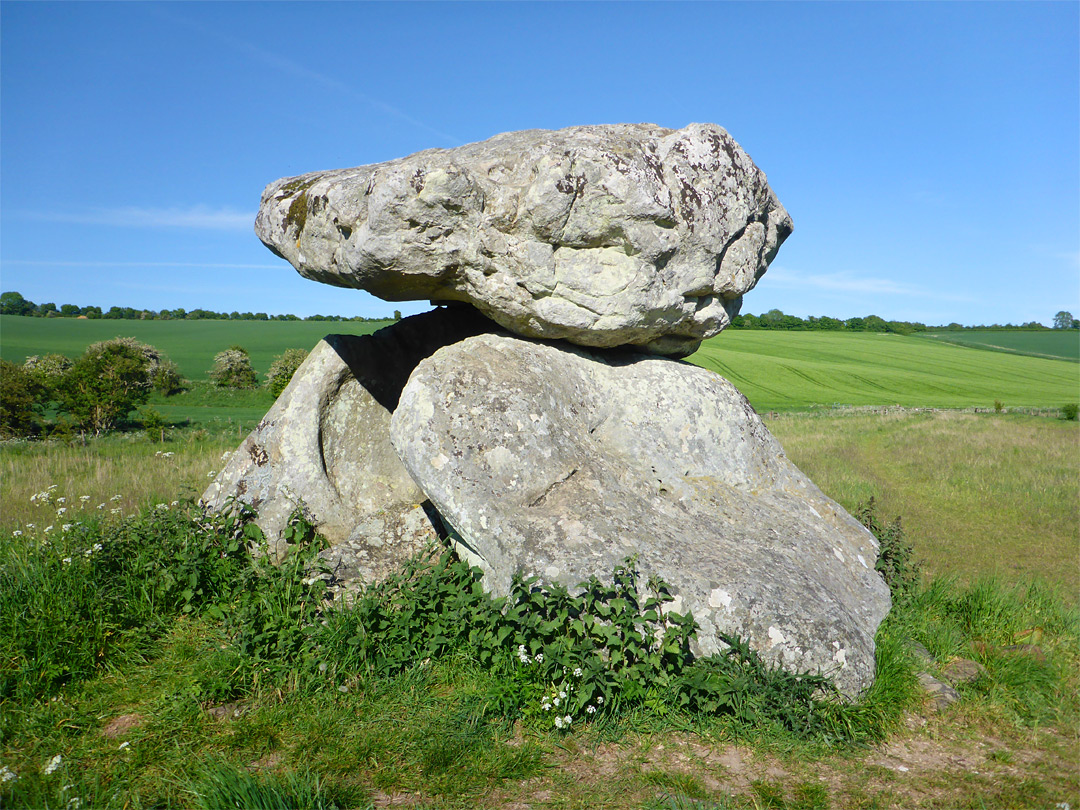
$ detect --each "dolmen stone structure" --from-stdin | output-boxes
[205,123,891,697]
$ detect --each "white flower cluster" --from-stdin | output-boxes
[154,450,175,459]
[531,661,604,730]
[30,485,59,505]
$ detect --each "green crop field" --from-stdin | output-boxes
[686,330,1079,412]
[4,315,1078,413]
[916,329,1080,361]
[0,315,395,379]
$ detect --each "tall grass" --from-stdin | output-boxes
[769,410,1080,597]
[0,433,237,528]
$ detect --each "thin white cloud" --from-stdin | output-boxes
[152,7,461,147]
[763,267,978,304]
[20,206,255,231]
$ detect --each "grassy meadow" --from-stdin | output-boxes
[767,410,1080,597]
[1,317,1078,808]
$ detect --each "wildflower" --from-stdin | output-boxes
[62,524,72,532]
[0,765,16,782]
[596,696,604,705]
[44,525,54,533]
[207,470,217,478]
[27,523,35,529]
[80,495,90,503]
[97,503,105,510]
[563,715,572,726]
[110,495,121,502]
[118,741,130,751]
[57,507,67,516]
[57,497,66,504]
[110,508,121,515]
[92,543,102,552]
[163,452,174,458]
[553,697,560,707]
[62,557,72,564]
[559,690,567,699]
[43,754,62,774]
[221,451,232,461]
[586,705,596,714]
[517,644,531,664]
[67,798,82,810]
[573,667,583,677]
[171,500,179,507]
[534,653,544,663]
[155,503,169,511]
[553,716,564,729]
[12,530,21,537]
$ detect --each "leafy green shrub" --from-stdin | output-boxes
[857,497,920,603]
[265,348,309,397]
[209,348,259,389]
[55,340,151,434]
[0,359,45,437]
[1062,403,1078,421]
[86,337,184,394]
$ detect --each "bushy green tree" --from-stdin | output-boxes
[0,291,36,315]
[0,359,45,437]
[209,348,259,389]
[83,337,184,395]
[56,341,151,434]
[265,348,309,397]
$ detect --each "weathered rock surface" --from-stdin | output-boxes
[256,123,792,356]
[390,334,891,696]
[201,307,499,584]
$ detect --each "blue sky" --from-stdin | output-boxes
[2,1,1077,325]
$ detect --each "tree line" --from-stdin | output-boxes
[732,309,1078,332]
[2,289,1075,331]
[0,291,401,323]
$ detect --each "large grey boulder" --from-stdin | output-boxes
[390,334,891,696]
[256,123,792,357]
[201,307,498,585]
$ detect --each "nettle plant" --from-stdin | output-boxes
[317,544,839,734]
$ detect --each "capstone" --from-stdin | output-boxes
[255,123,792,356]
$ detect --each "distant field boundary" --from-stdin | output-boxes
[917,330,1079,362]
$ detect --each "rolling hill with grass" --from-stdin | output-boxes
[2,315,1077,413]
[686,330,1078,412]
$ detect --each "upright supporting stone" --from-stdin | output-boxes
[202,307,498,585]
